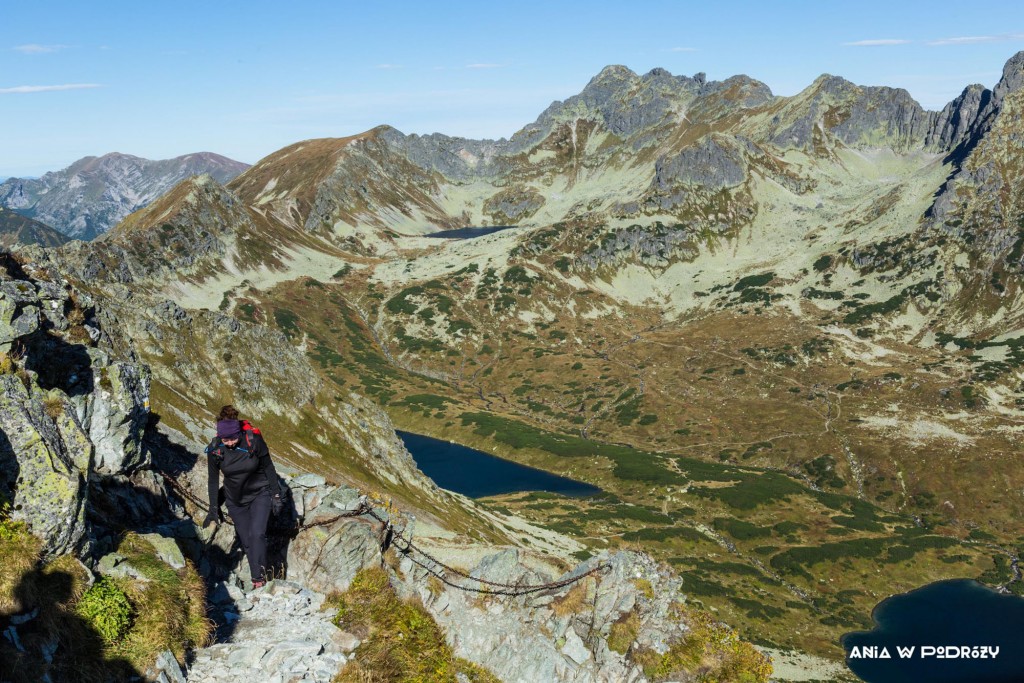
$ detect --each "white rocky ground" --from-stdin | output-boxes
[181,580,354,683]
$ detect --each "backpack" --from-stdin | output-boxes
[240,420,261,449]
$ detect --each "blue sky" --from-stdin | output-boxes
[1,0,1023,176]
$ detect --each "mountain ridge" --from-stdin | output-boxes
[0,151,249,240]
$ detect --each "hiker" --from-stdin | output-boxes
[203,405,284,589]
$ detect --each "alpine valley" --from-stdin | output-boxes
[8,51,1024,681]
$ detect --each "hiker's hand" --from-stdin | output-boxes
[271,495,283,516]
[202,512,220,528]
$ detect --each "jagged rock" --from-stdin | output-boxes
[926,84,990,151]
[0,375,91,555]
[378,126,509,181]
[331,631,360,653]
[484,186,545,223]
[470,548,543,586]
[562,628,591,664]
[0,280,40,305]
[88,362,151,474]
[148,650,186,683]
[9,306,39,339]
[653,135,747,191]
[96,553,148,581]
[577,222,702,271]
[285,517,381,594]
[321,486,361,511]
[405,549,678,683]
[291,473,327,488]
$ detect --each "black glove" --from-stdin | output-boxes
[202,511,221,528]
[271,494,284,516]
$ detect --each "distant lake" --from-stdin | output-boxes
[398,430,600,499]
[425,226,517,239]
[842,579,1024,682]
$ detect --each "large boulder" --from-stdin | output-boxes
[0,375,92,555]
[285,515,381,594]
[86,359,151,474]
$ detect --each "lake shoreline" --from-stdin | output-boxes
[397,430,601,499]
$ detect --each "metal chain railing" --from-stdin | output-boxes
[360,505,611,593]
[158,471,610,597]
[158,472,370,535]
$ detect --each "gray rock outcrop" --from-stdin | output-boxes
[0,254,150,556]
[653,135,747,191]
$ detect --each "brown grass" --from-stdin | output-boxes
[109,533,213,668]
[607,610,641,654]
[551,581,590,618]
[327,567,500,683]
[43,394,64,420]
[632,578,655,599]
[0,510,124,683]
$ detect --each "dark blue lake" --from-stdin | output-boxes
[842,579,1024,682]
[398,430,600,499]
[425,225,517,239]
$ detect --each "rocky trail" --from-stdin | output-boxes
[182,580,354,683]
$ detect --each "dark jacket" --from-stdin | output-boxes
[206,431,282,508]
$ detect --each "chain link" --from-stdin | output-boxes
[158,471,610,596]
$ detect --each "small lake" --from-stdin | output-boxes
[397,430,600,499]
[425,225,517,239]
[842,579,1024,682]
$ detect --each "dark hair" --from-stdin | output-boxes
[218,405,240,421]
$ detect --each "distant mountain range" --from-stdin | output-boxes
[0,152,248,240]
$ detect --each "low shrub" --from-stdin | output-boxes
[76,577,133,644]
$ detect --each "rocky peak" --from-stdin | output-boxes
[810,73,856,95]
[377,126,509,181]
[926,83,991,152]
[585,64,639,90]
[766,72,933,151]
[993,50,1024,102]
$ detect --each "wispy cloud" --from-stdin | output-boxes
[12,44,70,54]
[465,63,503,69]
[669,47,697,52]
[928,33,1024,46]
[844,39,912,46]
[0,83,101,94]
[375,63,403,69]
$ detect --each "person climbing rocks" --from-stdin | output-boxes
[203,405,284,589]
